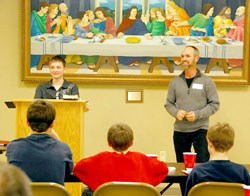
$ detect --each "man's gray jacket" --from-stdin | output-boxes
[165,69,219,132]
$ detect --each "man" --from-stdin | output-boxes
[116,6,150,66]
[94,7,117,37]
[53,3,72,34]
[30,1,49,68]
[74,123,168,196]
[174,4,214,36]
[6,100,74,185]
[31,1,49,36]
[185,122,250,196]
[34,55,79,99]
[0,162,32,196]
[165,45,219,195]
[227,6,245,67]
[214,6,232,38]
[46,3,59,33]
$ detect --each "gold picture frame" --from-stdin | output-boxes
[125,90,144,103]
[21,0,250,85]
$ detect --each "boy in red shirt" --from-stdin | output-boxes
[73,123,168,195]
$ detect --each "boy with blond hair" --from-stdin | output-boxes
[185,122,250,196]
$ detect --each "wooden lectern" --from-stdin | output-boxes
[13,99,87,196]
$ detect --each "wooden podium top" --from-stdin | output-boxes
[13,99,87,104]
[10,99,88,111]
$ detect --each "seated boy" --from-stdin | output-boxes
[6,100,74,186]
[185,122,250,196]
[0,162,32,196]
[74,123,169,195]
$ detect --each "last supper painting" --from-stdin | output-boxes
[21,0,250,84]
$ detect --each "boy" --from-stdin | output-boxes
[74,123,168,195]
[0,162,32,196]
[34,55,79,99]
[185,122,250,196]
[6,100,74,185]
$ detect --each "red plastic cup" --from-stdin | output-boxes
[183,152,197,171]
[146,154,158,160]
[244,185,250,196]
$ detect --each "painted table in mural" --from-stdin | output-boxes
[31,34,243,73]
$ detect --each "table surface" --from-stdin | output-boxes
[65,162,250,183]
[31,34,243,59]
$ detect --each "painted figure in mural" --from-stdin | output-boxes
[31,1,49,36]
[165,1,190,36]
[74,11,100,70]
[87,10,95,23]
[53,3,72,34]
[149,8,157,21]
[227,6,245,41]
[46,4,59,33]
[142,8,169,36]
[117,6,150,38]
[30,1,49,68]
[116,6,150,66]
[213,6,232,38]
[227,6,245,68]
[93,7,117,38]
[175,4,214,36]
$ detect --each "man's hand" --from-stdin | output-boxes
[176,110,186,121]
[86,32,94,39]
[144,33,152,40]
[185,111,196,122]
[117,32,124,38]
[85,100,90,111]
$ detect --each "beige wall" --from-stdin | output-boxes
[1,0,250,163]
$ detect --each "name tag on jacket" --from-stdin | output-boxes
[192,83,203,90]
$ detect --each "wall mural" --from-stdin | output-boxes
[21,0,250,84]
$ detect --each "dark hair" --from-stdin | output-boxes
[202,3,214,15]
[77,11,86,20]
[94,7,108,17]
[127,6,138,18]
[217,6,231,16]
[107,123,134,152]
[50,55,66,67]
[27,100,56,132]
[39,1,49,9]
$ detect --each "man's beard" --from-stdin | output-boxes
[182,61,193,70]
[61,10,69,15]
[235,14,244,21]
[224,14,231,19]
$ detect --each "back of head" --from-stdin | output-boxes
[77,11,86,20]
[107,123,134,152]
[39,1,49,9]
[207,122,235,152]
[27,100,56,132]
[202,3,214,15]
[0,162,32,196]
